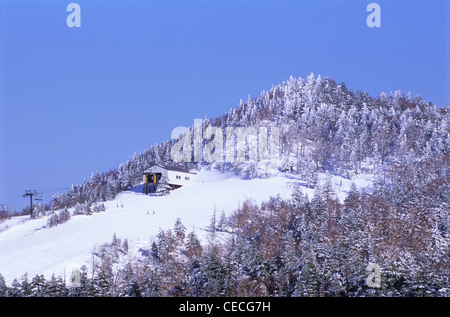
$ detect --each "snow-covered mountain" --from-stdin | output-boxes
[0,74,448,297]
[0,168,372,285]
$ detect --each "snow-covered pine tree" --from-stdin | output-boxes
[47,213,58,228]
[198,252,230,296]
[46,274,67,297]
[20,273,32,297]
[140,268,162,297]
[185,231,203,259]
[58,207,71,223]
[294,242,320,297]
[30,274,46,296]
[0,274,7,297]
[217,210,228,231]
[156,174,171,196]
[122,238,129,253]
[9,279,22,297]
[173,218,186,244]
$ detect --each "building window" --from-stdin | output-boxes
[176,175,181,179]
[185,177,190,181]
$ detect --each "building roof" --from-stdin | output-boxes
[144,163,197,175]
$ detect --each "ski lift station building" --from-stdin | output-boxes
[143,163,197,194]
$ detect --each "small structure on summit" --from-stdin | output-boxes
[142,163,197,194]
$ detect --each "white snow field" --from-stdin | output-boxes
[0,169,372,284]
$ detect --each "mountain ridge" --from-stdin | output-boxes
[0,74,448,297]
[47,73,449,214]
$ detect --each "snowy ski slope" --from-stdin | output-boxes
[0,169,373,284]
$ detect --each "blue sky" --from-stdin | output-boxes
[0,0,449,210]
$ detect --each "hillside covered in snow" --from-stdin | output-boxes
[0,169,372,284]
[0,74,449,297]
